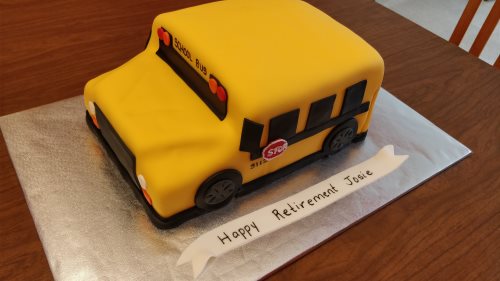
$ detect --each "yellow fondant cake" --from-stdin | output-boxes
[84,0,384,228]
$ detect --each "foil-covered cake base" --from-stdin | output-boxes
[0,89,470,280]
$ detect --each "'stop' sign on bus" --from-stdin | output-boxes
[262,139,288,161]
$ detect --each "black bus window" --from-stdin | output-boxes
[305,95,336,129]
[341,80,367,115]
[240,118,264,156]
[268,109,300,141]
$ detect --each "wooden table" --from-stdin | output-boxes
[1,0,499,280]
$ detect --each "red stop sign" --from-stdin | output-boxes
[262,139,288,161]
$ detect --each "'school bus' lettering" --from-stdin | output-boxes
[173,37,192,62]
[195,59,207,76]
[173,37,208,76]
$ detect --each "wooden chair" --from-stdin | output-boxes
[449,0,499,68]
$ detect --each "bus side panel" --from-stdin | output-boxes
[357,60,384,133]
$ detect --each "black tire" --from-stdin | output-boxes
[323,118,358,155]
[195,170,242,211]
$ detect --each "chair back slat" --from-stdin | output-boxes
[450,0,482,45]
[469,0,499,57]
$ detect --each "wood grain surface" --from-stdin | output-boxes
[1,0,499,280]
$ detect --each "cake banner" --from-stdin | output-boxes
[177,145,408,278]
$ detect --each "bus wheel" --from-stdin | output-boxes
[324,118,358,155]
[195,170,242,211]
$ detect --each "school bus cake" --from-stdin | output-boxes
[84,0,384,228]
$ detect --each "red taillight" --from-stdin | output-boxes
[163,32,171,46]
[157,28,170,46]
[157,28,164,40]
[209,78,218,94]
[209,76,227,102]
[216,86,227,102]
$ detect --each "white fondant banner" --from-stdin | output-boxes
[177,145,408,278]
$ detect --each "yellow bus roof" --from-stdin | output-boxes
[149,0,383,121]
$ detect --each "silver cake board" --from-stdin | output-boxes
[0,88,470,281]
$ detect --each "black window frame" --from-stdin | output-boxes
[156,27,228,120]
